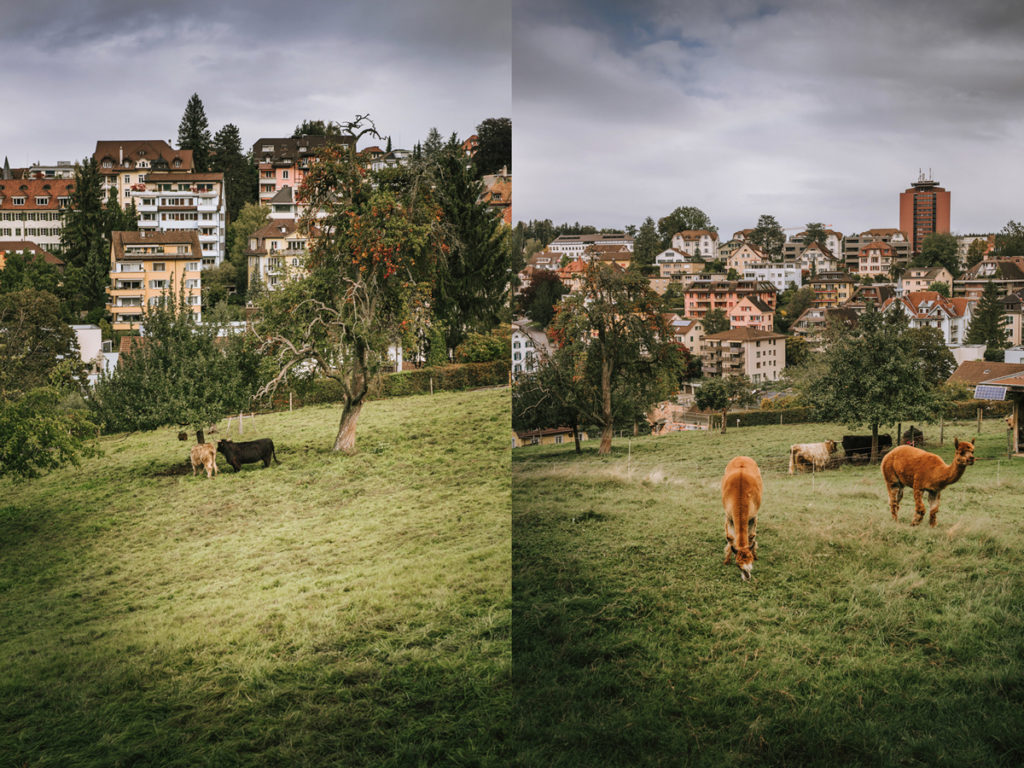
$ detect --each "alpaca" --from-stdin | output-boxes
[722,456,762,581]
[880,438,975,527]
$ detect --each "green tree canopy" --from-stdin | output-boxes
[694,375,755,433]
[211,123,257,222]
[657,206,716,250]
[0,387,99,479]
[803,222,828,247]
[913,232,959,275]
[632,217,661,273]
[965,238,989,269]
[799,303,943,462]
[747,215,786,259]
[993,220,1024,257]
[548,261,683,454]
[292,120,343,138]
[0,250,62,297]
[928,281,951,298]
[0,289,82,398]
[473,117,511,177]
[518,270,568,328]
[227,202,270,298]
[702,308,730,335]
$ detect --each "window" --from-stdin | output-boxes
[282,170,289,179]
[149,280,168,290]
[555,435,564,444]
[186,262,200,272]
[173,159,182,168]
[35,197,49,205]
[12,197,24,205]
[152,262,166,272]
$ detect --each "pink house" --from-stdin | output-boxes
[728,295,775,332]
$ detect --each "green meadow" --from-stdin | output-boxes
[1,387,510,767]
[513,419,1024,767]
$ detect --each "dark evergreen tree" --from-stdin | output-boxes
[59,158,111,319]
[747,214,786,259]
[177,93,213,172]
[0,250,63,297]
[965,279,1009,360]
[632,217,661,272]
[291,119,342,138]
[518,271,568,327]
[473,117,511,177]
[429,138,510,349]
[211,123,253,222]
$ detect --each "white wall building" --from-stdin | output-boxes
[129,172,227,268]
[744,263,802,293]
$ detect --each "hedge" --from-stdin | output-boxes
[723,400,1013,429]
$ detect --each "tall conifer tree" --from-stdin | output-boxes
[177,93,213,172]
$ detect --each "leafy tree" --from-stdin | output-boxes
[548,261,683,454]
[227,202,270,297]
[913,232,959,275]
[512,348,587,453]
[632,217,661,272]
[694,375,755,433]
[473,117,511,177]
[928,281,951,298]
[702,259,726,274]
[254,117,440,454]
[775,285,815,333]
[785,334,810,367]
[803,222,827,247]
[89,292,261,443]
[211,123,256,221]
[292,120,343,138]
[0,289,83,398]
[747,215,785,259]
[993,220,1024,257]
[0,250,62,297]
[0,387,99,479]
[428,138,509,350]
[966,238,989,269]
[518,270,568,327]
[703,308,730,335]
[177,93,213,172]
[59,157,108,318]
[800,303,942,463]
[965,279,1009,360]
[657,206,716,250]
[454,327,510,363]
[904,326,956,384]
[422,127,445,159]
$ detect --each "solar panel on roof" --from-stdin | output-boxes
[974,385,1007,401]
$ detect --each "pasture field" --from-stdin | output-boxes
[0,387,510,767]
[513,419,1024,767]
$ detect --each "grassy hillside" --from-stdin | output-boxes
[513,419,1024,767]
[1,387,510,768]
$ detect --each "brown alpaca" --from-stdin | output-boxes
[880,438,975,527]
[722,456,762,581]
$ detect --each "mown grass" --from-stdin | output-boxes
[1,387,511,767]
[512,419,1024,767]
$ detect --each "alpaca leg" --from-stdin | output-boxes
[928,491,941,527]
[887,483,903,521]
[723,541,733,564]
[724,519,735,564]
[911,485,926,526]
[749,518,758,559]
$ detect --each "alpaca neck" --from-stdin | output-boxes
[943,460,966,487]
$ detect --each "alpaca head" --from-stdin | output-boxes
[735,547,754,581]
[953,438,976,467]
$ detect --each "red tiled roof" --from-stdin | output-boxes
[0,178,74,209]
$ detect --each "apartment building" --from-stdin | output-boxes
[655,248,703,278]
[680,278,777,320]
[728,296,774,332]
[670,229,719,260]
[107,230,203,331]
[253,135,355,207]
[842,229,911,274]
[954,257,1024,300]
[743,262,802,293]
[881,291,974,346]
[726,243,768,273]
[701,327,786,382]
[94,140,194,207]
[547,233,633,260]
[129,172,226,267]
[899,266,953,296]
[0,178,73,250]
[808,271,858,308]
[246,219,308,290]
[899,173,951,255]
[783,229,843,262]
[857,240,896,277]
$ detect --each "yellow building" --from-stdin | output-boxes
[94,140,194,208]
[246,219,310,290]
[107,230,203,331]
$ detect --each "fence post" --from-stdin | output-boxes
[430,376,434,395]
[977,407,982,435]
[289,392,293,412]
[939,416,944,446]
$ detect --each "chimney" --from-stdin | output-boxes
[119,146,123,164]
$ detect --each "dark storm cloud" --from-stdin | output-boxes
[0,0,508,166]
[514,0,1024,236]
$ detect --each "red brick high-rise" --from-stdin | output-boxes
[899,171,950,255]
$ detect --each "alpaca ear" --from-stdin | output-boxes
[954,438,959,449]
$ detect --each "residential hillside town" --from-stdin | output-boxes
[512,173,1024,447]
[1,103,510,384]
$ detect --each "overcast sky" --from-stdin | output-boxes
[513,0,1024,239]
[0,0,509,166]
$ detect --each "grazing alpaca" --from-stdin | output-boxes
[881,438,975,527]
[722,456,763,581]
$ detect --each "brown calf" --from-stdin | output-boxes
[190,442,219,479]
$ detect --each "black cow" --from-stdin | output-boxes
[216,438,280,472]
[842,433,892,463]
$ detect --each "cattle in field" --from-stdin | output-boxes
[788,440,837,474]
[903,426,924,447]
[190,443,218,478]
[216,438,280,472]
[881,438,975,527]
[842,433,892,463]
[721,456,763,582]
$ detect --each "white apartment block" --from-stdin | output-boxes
[129,172,226,268]
[744,263,802,293]
[671,229,719,260]
[547,233,633,260]
[0,178,72,250]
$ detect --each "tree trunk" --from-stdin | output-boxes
[598,422,614,455]
[721,408,728,434]
[333,400,364,454]
[870,422,879,465]
[573,420,581,454]
[196,429,205,445]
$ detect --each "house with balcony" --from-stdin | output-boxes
[797,241,841,274]
[247,219,309,291]
[681,277,777,320]
[1001,291,1023,347]
[857,241,897,278]
[726,243,768,273]
[701,327,786,382]
[253,135,355,207]
[128,172,226,267]
[655,248,703,278]
[809,271,858,308]
[842,229,911,274]
[107,230,203,331]
[880,291,975,346]
[954,257,1024,299]
[94,140,193,208]
[0,178,74,250]
[743,262,802,293]
[790,306,858,351]
[783,230,844,264]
